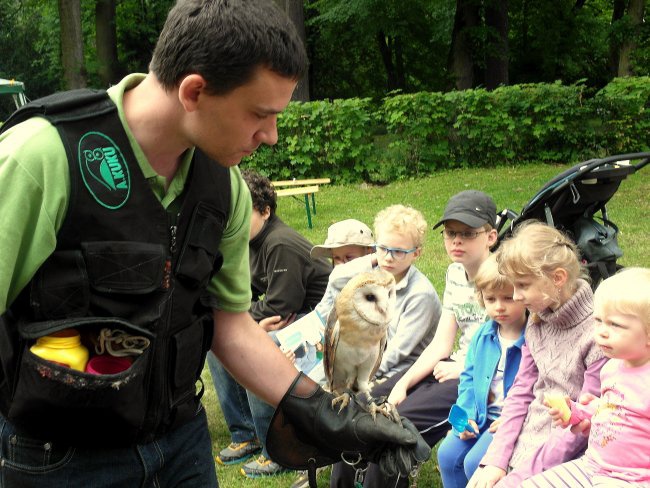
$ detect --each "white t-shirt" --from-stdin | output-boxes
[487,330,517,420]
[443,262,488,363]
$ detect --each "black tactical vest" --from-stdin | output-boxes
[0,90,231,446]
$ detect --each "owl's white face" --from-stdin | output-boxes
[350,277,396,327]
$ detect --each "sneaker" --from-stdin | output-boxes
[290,467,328,488]
[215,439,262,465]
[240,455,289,478]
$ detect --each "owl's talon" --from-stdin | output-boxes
[368,400,402,425]
[331,392,351,413]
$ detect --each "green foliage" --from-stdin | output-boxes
[250,78,649,183]
[0,0,61,100]
[378,91,452,178]
[508,0,615,87]
[307,0,455,97]
[591,76,650,153]
[244,97,376,183]
[116,0,174,74]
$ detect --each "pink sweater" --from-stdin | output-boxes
[569,359,650,483]
[480,279,606,487]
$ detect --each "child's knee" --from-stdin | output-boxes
[437,433,462,469]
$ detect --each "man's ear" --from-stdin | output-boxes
[552,267,569,288]
[178,74,208,112]
[261,206,272,221]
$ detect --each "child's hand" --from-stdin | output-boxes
[459,419,479,440]
[433,361,463,382]
[387,381,408,406]
[283,348,296,364]
[570,393,597,436]
[467,465,506,488]
[259,313,296,332]
[543,393,571,428]
[488,418,502,433]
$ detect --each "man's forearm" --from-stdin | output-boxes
[211,309,298,406]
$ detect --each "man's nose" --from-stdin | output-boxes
[257,116,278,146]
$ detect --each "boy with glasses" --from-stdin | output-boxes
[331,190,498,488]
[316,205,442,382]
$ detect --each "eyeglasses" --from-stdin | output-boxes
[376,244,418,261]
[441,229,487,240]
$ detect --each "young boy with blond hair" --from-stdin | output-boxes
[437,253,527,487]
[317,204,442,380]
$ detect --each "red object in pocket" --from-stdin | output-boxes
[85,355,132,375]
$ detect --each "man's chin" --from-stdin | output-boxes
[214,156,243,168]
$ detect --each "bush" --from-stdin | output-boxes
[241,77,650,183]
[244,97,376,183]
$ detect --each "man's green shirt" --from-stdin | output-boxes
[0,74,252,314]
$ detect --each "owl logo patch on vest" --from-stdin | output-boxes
[78,131,131,209]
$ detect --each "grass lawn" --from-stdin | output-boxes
[205,161,650,487]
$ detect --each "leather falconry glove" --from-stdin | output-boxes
[266,372,430,480]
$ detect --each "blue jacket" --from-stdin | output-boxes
[452,319,525,435]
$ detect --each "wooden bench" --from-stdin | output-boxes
[272,178,331,228]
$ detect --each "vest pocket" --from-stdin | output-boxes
[82,241,165,294]
[8,317,154,447]
[168,316,208,409]
[175,202,226,288]
[166,315,213,431]
[30,250,89,319]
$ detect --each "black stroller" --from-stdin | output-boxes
[495,152,650,288]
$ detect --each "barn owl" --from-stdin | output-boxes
[324,268,399,422]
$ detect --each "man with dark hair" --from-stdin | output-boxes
[0,0,426,486]
[209,169,331,477]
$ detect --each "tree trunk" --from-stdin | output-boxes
[395,36,405,90]
[96,0,121,87]
[448,0,480,90]
[484,0,509,89]
[377,31,401,92]
[285,0,310,101]
[608,0,626,77]
[618,0,646,76]
[58,0,86,89]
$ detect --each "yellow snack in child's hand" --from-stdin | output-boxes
[544,392,571,423]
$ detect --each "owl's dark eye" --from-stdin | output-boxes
[365,294,377,302]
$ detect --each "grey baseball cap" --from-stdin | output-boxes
[433,190,497,229]
[310,219,375,259]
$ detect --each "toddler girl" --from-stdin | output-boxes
[467,221,606,488]
[523,267,650,487]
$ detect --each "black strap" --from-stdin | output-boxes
[307,458,317,488]
[0,89,113,133]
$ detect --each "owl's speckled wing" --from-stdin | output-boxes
[323,305,339,392]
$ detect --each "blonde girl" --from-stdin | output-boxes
[523,268,650,487]
[467,221,606,488]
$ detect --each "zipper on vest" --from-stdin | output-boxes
[170,222,178,254]
[164,213,180,290]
